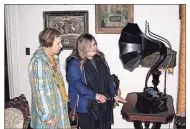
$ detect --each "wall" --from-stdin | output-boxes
[6,5,180,128]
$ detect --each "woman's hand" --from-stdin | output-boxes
[96,93,107,103]
[114,95,127,105]
[46,118,56,128]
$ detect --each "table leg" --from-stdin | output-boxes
[144,121,150,129]
[151,122,161,129]
[133,121,143,129]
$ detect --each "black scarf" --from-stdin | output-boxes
[84,55,114,129]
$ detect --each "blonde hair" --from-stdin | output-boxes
[66,33,104,70]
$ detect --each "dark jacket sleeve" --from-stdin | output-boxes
[110,80,118,97]
[66,58,96,100]
[103,58,118,97]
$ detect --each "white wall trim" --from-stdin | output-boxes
[5,5,21,98]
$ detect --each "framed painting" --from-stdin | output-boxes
[43,11,88,49]
[95,4,134,34]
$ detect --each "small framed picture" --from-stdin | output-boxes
[95,5,134,34]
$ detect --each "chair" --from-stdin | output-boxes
[5,94,30,129]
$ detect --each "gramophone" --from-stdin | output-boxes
[119,21,175,114]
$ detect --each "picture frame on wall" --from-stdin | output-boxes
[43,11,88,49]
[95,5,134,34]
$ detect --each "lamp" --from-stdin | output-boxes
[118,21,173,114]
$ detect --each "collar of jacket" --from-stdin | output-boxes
[33,46,59,64]
[32,46,60,75]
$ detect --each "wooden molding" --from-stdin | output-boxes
[177,4,186,114]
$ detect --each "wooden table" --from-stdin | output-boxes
[121,92,175,129]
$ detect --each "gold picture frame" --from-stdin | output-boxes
[95,4,134,34]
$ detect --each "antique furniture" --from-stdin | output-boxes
[121,92,175,129]
[5,94,30,129]
[118,22,176,129]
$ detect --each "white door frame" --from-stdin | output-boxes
[5,5,21,98]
